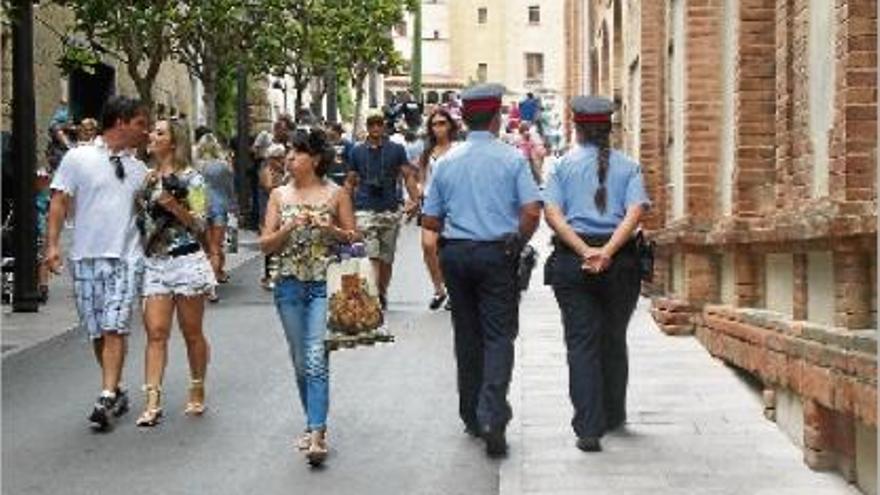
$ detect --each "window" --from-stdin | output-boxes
[477,63,488,83]
[478,7,487,24]
[434,30,440,39]
[394,22,407,37]
[528,5,540,24]
[525,53,544,81]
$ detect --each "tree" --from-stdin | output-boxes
[325,0,416,132]
[56,0,176,109]
[171,0,293,129]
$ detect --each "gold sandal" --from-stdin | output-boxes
[184,378,207,416]
[135,385,163,427]
[306,430,328,466]
[295,431,311,451]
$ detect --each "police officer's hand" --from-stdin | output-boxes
[581,247,611,274]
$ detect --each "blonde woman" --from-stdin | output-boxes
[195,132,237,297]
[136,119,215,427]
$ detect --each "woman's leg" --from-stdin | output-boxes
[302,283,329,432]
[205,225,223,279]
[421,228,446,296]
[140,295,174,424]
[176,294,210,408]
[273,278,309,416]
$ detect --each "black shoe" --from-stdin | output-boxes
[444,299,452,311]
[429,293,447,311]
[112,387,130,417]
[379,294,388,311]
[464,423,481,438]
[576,436,602,452]
[88,395,116,430]
[605,416,625,433]
[482,427,508,458]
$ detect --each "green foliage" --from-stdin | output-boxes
[214,64,238,142]
[52,0,177,105]
[336,70,353,122]
[56,41,100,75]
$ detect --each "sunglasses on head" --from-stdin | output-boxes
[110,155,125,180]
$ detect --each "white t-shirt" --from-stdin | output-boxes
[50,141,148,261]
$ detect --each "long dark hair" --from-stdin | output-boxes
[575,121,612,214]
[419,109,460,172]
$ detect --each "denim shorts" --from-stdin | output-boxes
[142,250,216,298]
[70,257,144,340]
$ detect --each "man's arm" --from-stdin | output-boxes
[45,190,70,273]
[420,215,443,234]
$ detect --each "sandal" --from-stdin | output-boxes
[306,430,328,466]
[184,378,207,416]
[135,385,163,427]
[295,431,311,451]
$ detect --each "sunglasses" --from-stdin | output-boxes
[110,155,125,180]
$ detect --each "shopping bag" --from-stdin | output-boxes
[325,254,393,351]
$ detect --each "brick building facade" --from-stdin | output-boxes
[565,1,877,492]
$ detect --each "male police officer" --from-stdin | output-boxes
[421,83,542,457]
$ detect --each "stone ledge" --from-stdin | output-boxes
[650,297,698,335]
[651,199,877,247]
[697,304,877,426]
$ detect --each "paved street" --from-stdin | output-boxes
[2,223,861,494]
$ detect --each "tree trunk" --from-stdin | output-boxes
[132,74,155,112]
[201,62,219,129]
[352,72,367,135]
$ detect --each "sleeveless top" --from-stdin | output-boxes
[138,167,207,257]
[272,193,337,282]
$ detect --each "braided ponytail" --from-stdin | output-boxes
[575,121,612,214]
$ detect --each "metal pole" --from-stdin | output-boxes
[234,64,251,229]
[411,2,422,101]
[12,0,39,312]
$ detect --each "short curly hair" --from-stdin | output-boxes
[290,128,334,177]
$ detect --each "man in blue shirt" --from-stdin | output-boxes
[346,112,420,310]
[422,83,542,458]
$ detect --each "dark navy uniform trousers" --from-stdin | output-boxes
[440,240,519,433]
[548,236,641,438]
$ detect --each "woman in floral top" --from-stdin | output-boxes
[136,119,216,427]
[260,128,359,466]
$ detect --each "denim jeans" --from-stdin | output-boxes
[273,277,329,431]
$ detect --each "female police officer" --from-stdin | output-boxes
[543,96,650,453]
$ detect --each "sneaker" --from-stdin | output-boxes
[112,387,130,417]
[88,395,116,430]
[429,293,447,311]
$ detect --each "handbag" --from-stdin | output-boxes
[634,230,655,282]
[325,249,393,351]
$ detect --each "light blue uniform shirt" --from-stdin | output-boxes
[544,144,650,235]
[423,131,542,241]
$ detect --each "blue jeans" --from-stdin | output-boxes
[273,277,329,431]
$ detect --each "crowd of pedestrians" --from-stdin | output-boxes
[42,82,650,468]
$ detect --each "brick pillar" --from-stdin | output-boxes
[685,253,718,305]
[793,253,808,320]
[684,1,723,224]
[736,0,777,217]
[833,250,873,329]
[842,0,877,203]
[734,252,765,308]
[803,399,857,480]
[638,0,666,232]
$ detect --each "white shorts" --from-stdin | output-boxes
[142,250,216,298]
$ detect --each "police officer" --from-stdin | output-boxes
[421,83,542,458]
[544,96,650,452]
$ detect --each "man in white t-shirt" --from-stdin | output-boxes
[46,95,150,431]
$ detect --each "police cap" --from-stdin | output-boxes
[571,95,614,123]
[461,83,505,115]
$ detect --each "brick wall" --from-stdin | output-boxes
[571,1,877,490]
